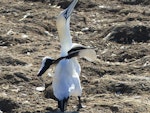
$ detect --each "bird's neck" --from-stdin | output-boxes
[57,26,72,56]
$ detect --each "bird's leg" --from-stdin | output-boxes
[64,97,69,111]
[58,100,61,110]
[77,96,85,110]
[58,100,65,112]
[58,97,69,112]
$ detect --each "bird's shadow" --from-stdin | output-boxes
[46,111,79,113]
[45,107,79,113]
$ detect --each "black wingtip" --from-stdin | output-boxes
[37,57,55,77]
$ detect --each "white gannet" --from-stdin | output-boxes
[37,46,96,111]
[37,0,96,112]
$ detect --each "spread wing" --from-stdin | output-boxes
[68,43,97,61]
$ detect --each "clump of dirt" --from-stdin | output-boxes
[106,82,150,95]
[20,47,37,54]
[111,48,149,62]
[120,0,150,5]
[44,83,57,100]
[3,72,30,84]
[0,56,27,66]
[24,0,97,9]
[0,36,31,46]
[0,98,19,112]
[104,25,150,44]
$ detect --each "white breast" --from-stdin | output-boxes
[52,58,82,100]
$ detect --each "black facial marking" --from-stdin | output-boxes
[64,9,68,20]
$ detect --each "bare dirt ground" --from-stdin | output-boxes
[0,0,150,113]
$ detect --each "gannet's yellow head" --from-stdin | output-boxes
[56,0,78,28]
[56,0,78,56]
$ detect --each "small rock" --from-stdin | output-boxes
[21,34,28,39]
[6,29,15,35]
[81,27,89,32]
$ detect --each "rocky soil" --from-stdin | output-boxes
[0,0,150,113]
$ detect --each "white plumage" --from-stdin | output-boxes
[53,58,82,100]
[37,0,96,112]
[53,0,82,103]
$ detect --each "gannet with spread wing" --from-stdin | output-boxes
[37,0,96,112]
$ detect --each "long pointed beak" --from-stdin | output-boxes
[64,0,78,19]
